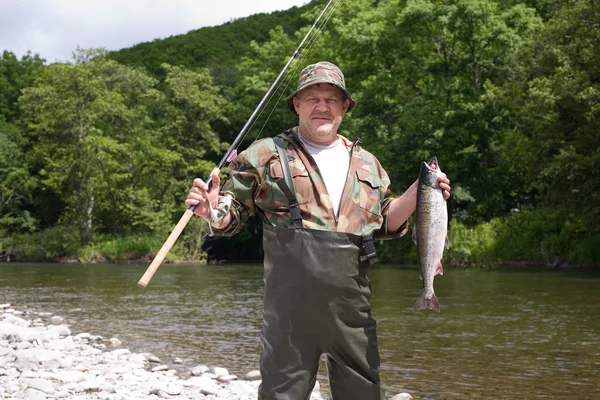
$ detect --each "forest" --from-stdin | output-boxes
[1,0,598,267]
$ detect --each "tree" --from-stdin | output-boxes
[495,0,600,246]
[19,48,166,245]
[0,120,36,233]
[324,0,542,222]
[0,50,45,122]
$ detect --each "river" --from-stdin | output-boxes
[1,263,599,399]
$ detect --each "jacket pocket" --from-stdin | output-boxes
[355,169,383,217]
[269,159,312,205]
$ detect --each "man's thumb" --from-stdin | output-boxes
[210,168,220,190]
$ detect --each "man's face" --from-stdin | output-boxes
[293,84,350,145]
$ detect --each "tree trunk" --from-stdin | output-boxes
[78,191,94,246]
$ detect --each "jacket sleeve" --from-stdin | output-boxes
[208,139,275,236]
[372,161,408,240]
[375,196,408,240]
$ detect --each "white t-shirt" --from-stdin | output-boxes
[297,131,350,217]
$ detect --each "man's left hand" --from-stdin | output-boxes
[438,174,451,200]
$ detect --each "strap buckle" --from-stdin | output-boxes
[361,235,378,264]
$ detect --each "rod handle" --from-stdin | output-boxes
[137,209,195,289]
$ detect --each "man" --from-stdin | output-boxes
[186,61,451,400]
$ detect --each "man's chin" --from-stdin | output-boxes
[315,125,336,136]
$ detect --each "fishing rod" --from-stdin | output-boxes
[138,0,340,289]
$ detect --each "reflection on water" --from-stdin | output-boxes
[1,263,599,399]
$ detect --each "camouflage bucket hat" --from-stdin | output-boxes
[285,61,356,115]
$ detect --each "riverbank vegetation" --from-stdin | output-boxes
[1,0,598,267]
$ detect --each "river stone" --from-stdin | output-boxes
[212,366,229,376]
[149,388,172,398]
[189,375,220,394]
[245,370,261,380]
[80,348,102,357]
[152,365,169,372]
[25,378,55,394]
[0,304,10,309]
[190,364,209,376]
[3,314,30,327]
[50,316,64,325]
[56,370,87,383]
[141,353,161,363]
[75,332,91,341]
[217,374,238,383]
[228,380,257,396]
[110,348,130,357]
[109,337,122,347]
[47,325,71,338]
[14,359,39,372]
[38,312,53,317]
[391,394,414,400]
[23,388,47,400]
[16,341,32,349]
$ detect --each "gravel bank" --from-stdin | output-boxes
[0,304,327,400]
[0,304,413,400]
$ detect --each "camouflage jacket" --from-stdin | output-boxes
[213,127,407,240]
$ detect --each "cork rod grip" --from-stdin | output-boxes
[137,209,195,289]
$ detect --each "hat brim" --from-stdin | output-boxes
[285,82,356,115]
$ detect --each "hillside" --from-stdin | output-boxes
[108,1,322,85]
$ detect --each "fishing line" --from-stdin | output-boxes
[136,0,344,287]
[249,0,343,144]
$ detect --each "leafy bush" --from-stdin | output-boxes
[445,220,496,267]
[79,235,167,263]
[7,225,79,261]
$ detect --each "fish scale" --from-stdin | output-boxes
[412,156,448,312]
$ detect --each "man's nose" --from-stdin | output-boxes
[314,99,329,110]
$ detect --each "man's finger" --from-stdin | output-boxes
[210,168,221,191]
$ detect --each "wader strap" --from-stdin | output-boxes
[361,235,378,265]
[273,136,303,228]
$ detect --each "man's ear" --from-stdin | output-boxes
[343,98,350,114]
[293,96,301,114]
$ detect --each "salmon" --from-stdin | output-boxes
[412,157,449,312]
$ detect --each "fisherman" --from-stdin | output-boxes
[186,61,451,400]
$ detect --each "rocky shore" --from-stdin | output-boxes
[0,304,412,400]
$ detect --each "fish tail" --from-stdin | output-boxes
[413,290,441,312]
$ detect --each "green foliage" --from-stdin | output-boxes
[445,219,497,267]
[0,120,37,233]
[492,209,586,266]
[2,1,599,265]
[78,235,164,263]
[108,2,313,84]
[494,0,600,238]
[0,50,45,122]
[8,226,80,261]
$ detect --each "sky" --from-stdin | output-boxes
[0,0,311,63]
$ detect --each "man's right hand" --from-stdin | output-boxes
[185,168,221,221]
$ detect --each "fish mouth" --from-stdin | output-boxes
[425,156,439,171]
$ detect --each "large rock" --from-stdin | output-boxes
[24,378,55,394]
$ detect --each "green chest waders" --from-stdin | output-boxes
[257,137,385,400]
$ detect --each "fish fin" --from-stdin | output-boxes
[445,235,450,249]
[413,290,441,312]
[436,262,444,276]
[412,226,417,245]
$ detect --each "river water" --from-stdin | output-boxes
[1,263,599,399]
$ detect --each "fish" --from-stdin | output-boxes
[412,156,449,312]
